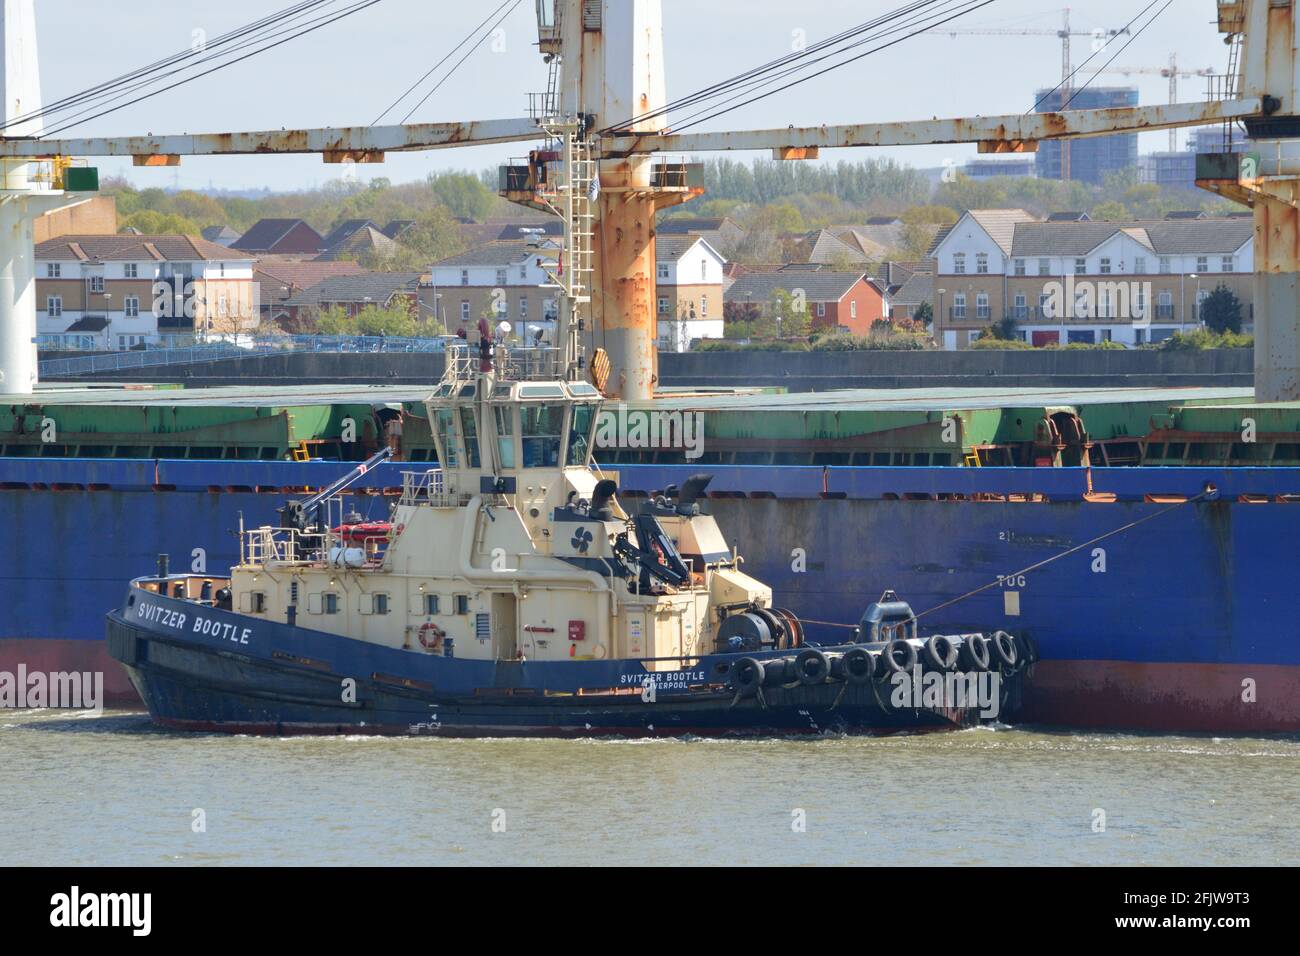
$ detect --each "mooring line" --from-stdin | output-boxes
[914,487,1214,620]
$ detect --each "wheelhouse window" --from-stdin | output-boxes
[459,406,481,468]
[493,405,516,469]
[567,404,596,466]
[520,404,564,468]
[434,408,459,468]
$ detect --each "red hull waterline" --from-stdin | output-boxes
[1,640,1298,734]
[1018,661,1300,735]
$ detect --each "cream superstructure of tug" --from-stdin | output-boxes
[227,373,771,668]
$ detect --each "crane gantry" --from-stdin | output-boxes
[2,0,1298,403]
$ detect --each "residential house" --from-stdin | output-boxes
[232,218,325,255]
[201,225,241,247]
[281,272,425,323]
[787,228,871,266]
[888,270,934,322]
[254,261,365,324]
[654,237,727,351]
[315,225,398,263]
[657,216,746,252]
[870,260,927,297]
[725,269,888,336]
[456,218,563,248]
[35,195,117,243]
[428,240,561,337]
[831,220,906,259]
[381,220,415,240]
[35,234,257,349]
[929,208,1255,348]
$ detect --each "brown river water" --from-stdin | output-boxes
[2,709,1298,866]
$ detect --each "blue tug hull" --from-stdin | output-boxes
[106,590,976,736]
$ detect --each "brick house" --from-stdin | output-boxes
[232,218,325,255]
[725,268,888,336]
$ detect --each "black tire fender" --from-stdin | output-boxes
[959,634,991,672]
[794,647,831,686]
[731,657,765,697]
[1013,632,1038,666]
[876,639,918,679]
[842,647,876,685]
[989,631,1019,670]
[923,634,959,672]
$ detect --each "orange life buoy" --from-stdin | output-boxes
[418,622,445,650]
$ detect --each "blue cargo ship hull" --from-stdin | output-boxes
[3,459,1298,733]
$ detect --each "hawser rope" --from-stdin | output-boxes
[792,483,1218,627]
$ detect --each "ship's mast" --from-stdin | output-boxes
[552,0,671,401]
[0,0,82,396]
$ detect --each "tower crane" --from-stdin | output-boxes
[0,1,1297,404]
[924,7,1131,180]
[1096,54,1216,151]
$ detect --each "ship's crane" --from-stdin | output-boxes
[278,446,394,536]
[1,0,1299,404]
[924,7,1132,179]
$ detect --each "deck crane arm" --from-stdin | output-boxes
[0,99,1267,161]
[599,97,1267,158]
[279,446,393,534]
[0,117,543,160]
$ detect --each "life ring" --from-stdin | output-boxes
[418,622,445,650]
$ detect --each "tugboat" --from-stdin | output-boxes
[104,338,1027,736]
[104,119,1026,737]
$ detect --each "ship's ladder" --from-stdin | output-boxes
[535,119,596,379]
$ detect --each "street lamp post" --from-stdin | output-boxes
[936,288,946,346]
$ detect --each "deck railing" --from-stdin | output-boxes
[399,469,447,506]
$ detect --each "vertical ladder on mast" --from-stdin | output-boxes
[1220,31,1244,152]
[536,119,595,381]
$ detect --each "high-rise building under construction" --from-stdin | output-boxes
[1033,86,1140,183]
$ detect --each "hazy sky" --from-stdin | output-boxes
[28,0,1225,192]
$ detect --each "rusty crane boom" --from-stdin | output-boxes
[1,1,1297,402]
